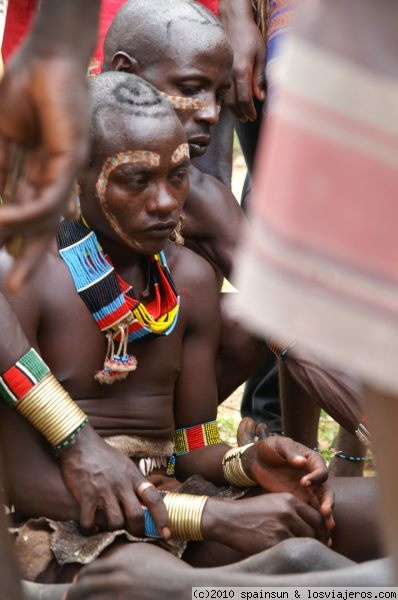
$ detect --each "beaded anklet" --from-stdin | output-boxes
[335,451,367,462]
[0,348,88,450]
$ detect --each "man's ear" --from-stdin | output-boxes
[112,51,139,74]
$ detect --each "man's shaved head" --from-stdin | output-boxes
[103,0,226,71]
[88,71,180,162]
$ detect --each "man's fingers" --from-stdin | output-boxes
[120,490,145,536]
[300,459,329,486]
[288,514,316,540]
[224,81,244,120]
[101,494,125,531]
[234,68,257,122]
[295,503,330,545]
[237,416,257,445]
[252,49,266,102]
[255,422,270,440]
[315,484,335,527]
[79,499,98,535]
[135,480,170,538]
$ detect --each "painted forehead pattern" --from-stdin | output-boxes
[171,143,190,164]
[96,145,190,204]
[96,150,160,203]
[160,91,207,112]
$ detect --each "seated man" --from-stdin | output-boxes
[0,72,332,583]
[102,0,267,400]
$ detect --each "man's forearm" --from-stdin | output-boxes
[218,0,254,21]
[27,0,101,64]
[176,443,230,485]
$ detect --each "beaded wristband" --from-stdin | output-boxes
[54,419,89,452]
[173,420,222,456]
[335,451,367,462]
[0,349,88,449]
[222,443,257,488]
[143,507,161,538]
[0,348,49,407]
[163,493,208,541]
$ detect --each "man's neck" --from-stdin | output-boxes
[95,231,150,293]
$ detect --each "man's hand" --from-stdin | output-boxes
[203,493,331,555]
[218,0,266,122]
[0,46,90,293]
[238,419,334,530]
[58,425,170,539]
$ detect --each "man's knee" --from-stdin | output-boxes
[271,538,325,572]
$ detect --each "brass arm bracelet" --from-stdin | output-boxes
[163,493,208,541]
[16,373,88,448]
[222,443,257,488]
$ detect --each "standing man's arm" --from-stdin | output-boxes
[218,0,266,122]
[0,0,101,292]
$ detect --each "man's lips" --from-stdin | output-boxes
[145,221,177,235]
[188,136,210,157]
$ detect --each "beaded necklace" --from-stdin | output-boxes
[57,218,180,384]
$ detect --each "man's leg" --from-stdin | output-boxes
[0,458,24,600]
[66,540,392,600]
[330,476,383,562]
[362,385,398,579]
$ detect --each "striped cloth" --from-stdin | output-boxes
[232,29,398,394]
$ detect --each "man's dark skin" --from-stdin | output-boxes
[0,73,335,583]
[0,0,172,580]
[65,540,391,600]
[102,0,267,401]
[0,0,101,293]
[218,0,266,123]
[102,0,240,280]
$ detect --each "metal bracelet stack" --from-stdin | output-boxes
[222,443,257,487]
[16,373,88,448]
[163,493,208,541]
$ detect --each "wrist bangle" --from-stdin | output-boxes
[222,443,257,488]
[0,348,88,449]
[163,493,208,541]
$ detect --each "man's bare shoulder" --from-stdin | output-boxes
[187,164,241,214]
[183,165,243,279]
[165,241,219,291]
[0,244,67,302]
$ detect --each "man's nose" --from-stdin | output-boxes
[148,184,178,214]
[197,95,221,125]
